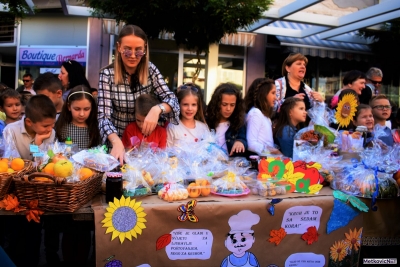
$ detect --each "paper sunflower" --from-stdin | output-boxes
[344,227,363,251]
[102,196,147,243]
[335,93,358,128]
[330,240,348,262]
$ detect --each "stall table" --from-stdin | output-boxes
[91,187,364,267]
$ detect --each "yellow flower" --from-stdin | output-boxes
[224,171,237,183]
[335,93,358,128]
[330,240,348,262]
[345,227,363,251]
[101,196,147,243]
[308,184,323,194]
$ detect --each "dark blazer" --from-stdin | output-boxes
[224,124,248,157]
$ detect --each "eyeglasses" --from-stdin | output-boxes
[370,80,382,85]
[122,49,146,58]
[372,105,391,110]
[177,83,199,93]
[23,80,31,82]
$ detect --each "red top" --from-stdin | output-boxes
[122,122,167,149]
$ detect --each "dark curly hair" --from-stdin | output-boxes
[244,78,275,118]
[273,97,305,138]
[206,83,245,132]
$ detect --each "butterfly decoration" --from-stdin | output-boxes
[333,190,369,212]
[267,198,283,216]
[177,200,199,223]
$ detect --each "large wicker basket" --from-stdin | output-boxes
[13,171,103,212]
[0,160,34,199]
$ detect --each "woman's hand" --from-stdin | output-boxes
[230,141,245,156]
[110,138,125,166]
[142,106,160,136]
[294,93,305,100]
[311,91,324,102]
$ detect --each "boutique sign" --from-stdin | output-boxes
[19,47,87,66]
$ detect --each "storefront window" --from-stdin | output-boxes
[217,57,244,91]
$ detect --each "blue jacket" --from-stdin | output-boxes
[224,124,248,157]
[274,125,297,158]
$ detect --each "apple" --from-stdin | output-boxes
[52,153,68,163]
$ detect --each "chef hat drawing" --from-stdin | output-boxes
[228,210,260,234]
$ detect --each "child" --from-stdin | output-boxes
[370,94,394,146]
[353,104,374,132]
[0,89,22,135]
[167,83,209,147]
[273,97,307,158]
[206,83,247,157]
[3,95,56,160]
[55,85,100,150]
[244,78,278,155]
[122,94,167,149]
[33,72,64,117]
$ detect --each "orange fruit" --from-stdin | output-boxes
[78,168,93,181]
[1,158,9,164]
[34,177,52,182]
[42,163,55,175]
[10,158,25,171]
[0,161,8,172]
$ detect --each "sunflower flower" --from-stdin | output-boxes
[330,240,348,262]
[345,227,363,251]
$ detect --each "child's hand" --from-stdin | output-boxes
[34,131,52,145]
[142,106,160,136]
[230,141,245,156]
[110,138,125,166]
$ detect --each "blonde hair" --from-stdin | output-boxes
[114,25,150,85]
[282,53,308,76]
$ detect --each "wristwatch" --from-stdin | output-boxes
[157,104,166,114]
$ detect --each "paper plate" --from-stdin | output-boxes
[211,188,250,197]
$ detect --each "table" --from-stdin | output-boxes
[91,187,364,267]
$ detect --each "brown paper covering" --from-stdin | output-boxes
[92,187,365,266]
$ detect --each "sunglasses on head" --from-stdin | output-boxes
[177,83,199,93]
[122,49,146,58]
[23,80,31,82]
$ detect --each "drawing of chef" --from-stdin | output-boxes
[220,210,261,267]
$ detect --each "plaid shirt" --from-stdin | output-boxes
[59,123,91,150]
[98,62,180,143]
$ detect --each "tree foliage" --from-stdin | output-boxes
[88,0,273,54]
[0,0,32,22]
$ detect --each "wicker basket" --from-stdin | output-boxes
[13,171,103,212]
[0,160,34,199]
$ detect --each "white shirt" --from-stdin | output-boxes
[246,107,274,154]
[216,121,230,152]
[23,88,36,95]
[166,119,210,148]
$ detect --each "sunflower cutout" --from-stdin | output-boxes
[102,196,147,243]
[335,93,358,128]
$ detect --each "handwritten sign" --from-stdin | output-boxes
[166,229,213,260]
[281,206,322,234]
[285,253,325,267]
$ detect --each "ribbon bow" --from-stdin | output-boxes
[177,200,198,223]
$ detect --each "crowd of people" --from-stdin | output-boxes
[0,24,399,266]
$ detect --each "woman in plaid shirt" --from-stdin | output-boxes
[98,25,180,164]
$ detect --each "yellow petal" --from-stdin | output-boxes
[134,225,142,235]
[105,227,115,234]
[135,207,144,213]
[104,212,113,218]
[106,207,115,213]
[103,221,114,227]
[109,202,117,210]
[114,198,120,207]
[137,212,147,218]
[129,199,136,209]
[125,231,132,241]
[308,184,323,194]
[286,161,294,173]
[137,222,146,229]
[124,197,131,207]
[132,201,141,210]
[307,162,322,170]
[111,230,120,240]
[130,229,138,239]
[118,232,126,243]
[119,196,126,206]
[137,217,147,223]
[101,218,112,224]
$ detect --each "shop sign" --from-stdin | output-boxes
[19,47,87,66]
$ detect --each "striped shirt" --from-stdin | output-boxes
[98,62,180,143]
